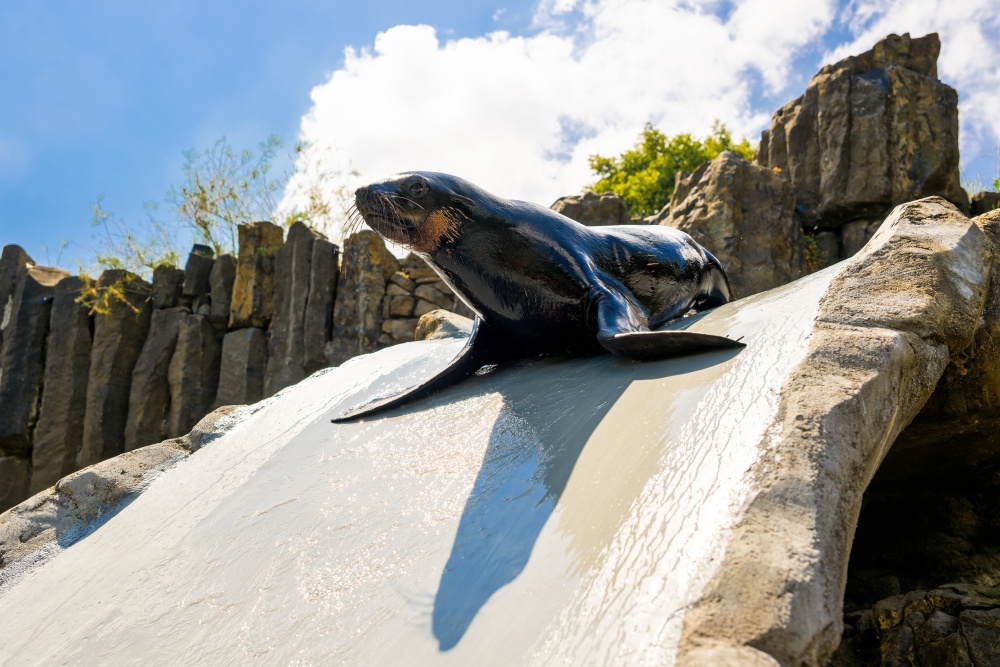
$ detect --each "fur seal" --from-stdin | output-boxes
[333,171,742,422]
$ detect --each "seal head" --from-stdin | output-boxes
[335,171,742,421]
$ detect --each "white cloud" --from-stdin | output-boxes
[824,0,1000,178]
[277,0,840,240]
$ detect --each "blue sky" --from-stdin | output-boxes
[2,0,998,268]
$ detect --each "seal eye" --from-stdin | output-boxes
[408,182,427,197]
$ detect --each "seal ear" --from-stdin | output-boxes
[450,194,476,208]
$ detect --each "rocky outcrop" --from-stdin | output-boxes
[830,586,1000,667]
[550,191,631,226]
[229,221,283,329]
[0,266,68,458]
[414,309,474,341]
[151,264,183,309]
[78,271,152,468]
[214,327,267,407]
[677,198,991,666]
[123,307,185,452]
[378,253,463,346]
[0,405,246,584]
[265,222,336,396]
[655,151,804,298]
[756,33,967,230]
[208,254,236,330]
[971,191,1000,217]
[0,245,33,351]
[166,313,222,438]
[303,236,339,375]
[327,230,400,365]
[30,277,92,493]
[180,244,214,310]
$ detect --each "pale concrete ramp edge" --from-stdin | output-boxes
[676,197,994,666]
[0,403,254,592]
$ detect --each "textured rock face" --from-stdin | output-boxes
[266,222,328,396]
[78,271,153,468]
[215,327,267,408]
[30,277,92,493]
[379,253,467,346]
[123,307,186,452]
[304,237,339,375]
[830,586,1000,667]
[208,254,236,329]
[971,191,1000,216]
[756,33,966,229]
[180,244,214,310]
[414,309,474,341]
[166,313,222,438]
[828,207,1000,665]
[677,198,991,666]
[0,457,30,516]
[0,245,33,351]
[328,230,400,365]
[550,191,631,226]
[151,264,183,309]
[229,221,283,329]
[0,265,69,458]
[657,151,804,298]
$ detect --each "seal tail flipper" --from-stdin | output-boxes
[598,330,744,361]
[594,288,744,361]
[331,319,502,423]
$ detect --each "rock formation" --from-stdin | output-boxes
[30,277,92,492]
[166,313,221,437]
[756,33,967,231]
[265,222,338,396]
[78,270,152,469]
[0,245,33,352]
[180,244,214,310]
[327,230,400,365]
[971,190,1000,216]
[123,307,185,451]
[654,151,804,298]
[208,253,236,330]
[0,265,68,456]
[215,327,267,407]
[378,253,467,347]
[550,191,631,226]
[229,221,283,329]
[0,264,68,509]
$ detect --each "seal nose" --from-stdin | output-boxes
[355,185,370,198]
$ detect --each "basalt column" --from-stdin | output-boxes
[0,265,68,509]
[78,271,152,468]
[30,277,93,493]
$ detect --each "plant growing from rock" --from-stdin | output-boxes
[79,136,337,315]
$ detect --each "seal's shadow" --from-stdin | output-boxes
[430,348,741,650]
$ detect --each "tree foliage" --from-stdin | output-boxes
[589,121,755,218]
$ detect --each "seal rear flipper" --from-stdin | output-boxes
[331,320,503,423]
[593,288,743,361]
[598,330,744,361]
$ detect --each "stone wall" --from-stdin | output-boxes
[0,222,469,512]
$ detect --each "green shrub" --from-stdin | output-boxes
[588,121,755,218]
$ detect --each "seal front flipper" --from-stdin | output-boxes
[594,290,744,361]
[331,319,505,423]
